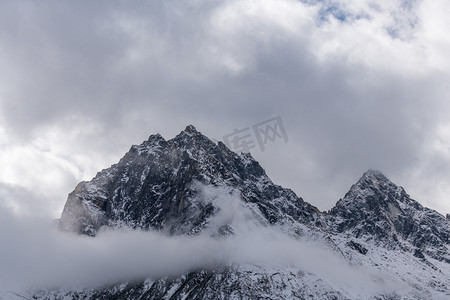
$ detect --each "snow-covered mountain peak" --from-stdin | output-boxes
[362,168,389,182]
[59,126,321,237]
[331,169,407,214]
[175,124,207,142]
[172,125,222,158]
[329,170,450,263]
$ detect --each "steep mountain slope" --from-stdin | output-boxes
[59,125,322,237]
[328,169,450,263]
[8,126,449,300]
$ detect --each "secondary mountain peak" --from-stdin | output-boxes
[332,169,405,212]
[329,169,450,262]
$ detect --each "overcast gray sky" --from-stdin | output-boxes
[1,0,449,219]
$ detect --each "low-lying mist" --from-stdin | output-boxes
[0,184,400,295]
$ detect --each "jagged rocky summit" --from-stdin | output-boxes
[329,169,450,263]
[59,125,322,237]
[33,126,450,299]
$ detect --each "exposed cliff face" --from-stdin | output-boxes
[28,126,449,300]
[329,169,450,263]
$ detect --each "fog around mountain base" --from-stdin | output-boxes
[0,183,401,297]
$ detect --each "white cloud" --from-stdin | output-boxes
[0,0,449,218]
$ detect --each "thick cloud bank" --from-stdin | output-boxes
[0,0,449,221]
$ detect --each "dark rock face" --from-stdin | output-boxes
[329,169,450,262]
[414,248,425,259]
[347,240,368,255]
[59,125,322,236]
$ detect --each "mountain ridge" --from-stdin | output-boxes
[58,126,449,255]
[32,125,449,300]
